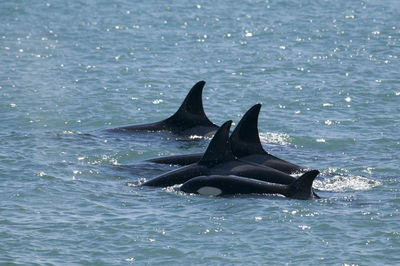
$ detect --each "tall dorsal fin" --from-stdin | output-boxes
[164,81,216,128]
[230,104,267,157]
[199,121,235,167]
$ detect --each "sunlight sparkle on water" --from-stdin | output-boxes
[314,175,381,192]
[259,132,290,145]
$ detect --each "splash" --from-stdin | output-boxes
[189,135,204,140]
[163,184,182,193]
[313,174,381,192]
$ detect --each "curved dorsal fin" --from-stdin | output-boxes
[288,170,320,199]
[199,121,235,167]
[165,81,216,128]
[230,104,267,157]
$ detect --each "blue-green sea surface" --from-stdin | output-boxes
[1,0,399,264]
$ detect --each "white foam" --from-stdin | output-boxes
[197,186,222,196]
[189,135,204,140]
[313,175,381,192]
[163,184,181,193]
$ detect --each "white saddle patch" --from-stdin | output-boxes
[197,186,222,196]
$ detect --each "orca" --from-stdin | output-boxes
[180,171,320,200]
[142,120,319,197]
[228,104,306,174]
[142,120,235,187]
[107,81,219,137]
[148,104,306,174]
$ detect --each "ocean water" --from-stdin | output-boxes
[1,0,399,264]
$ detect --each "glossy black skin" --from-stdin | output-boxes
[148,152,304,174]
[148,104,306,174]
[228,104,305,174]
[180,170,320,200]
[142,121,319,199]
[147,153,203,165]
[238,154,304,175]
[142,158,302,187]
[107,81,219,137]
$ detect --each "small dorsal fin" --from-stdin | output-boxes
[199,121,235,167]
[164,81,216,128]
[288,170,320,199]
[230,104,267,157]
